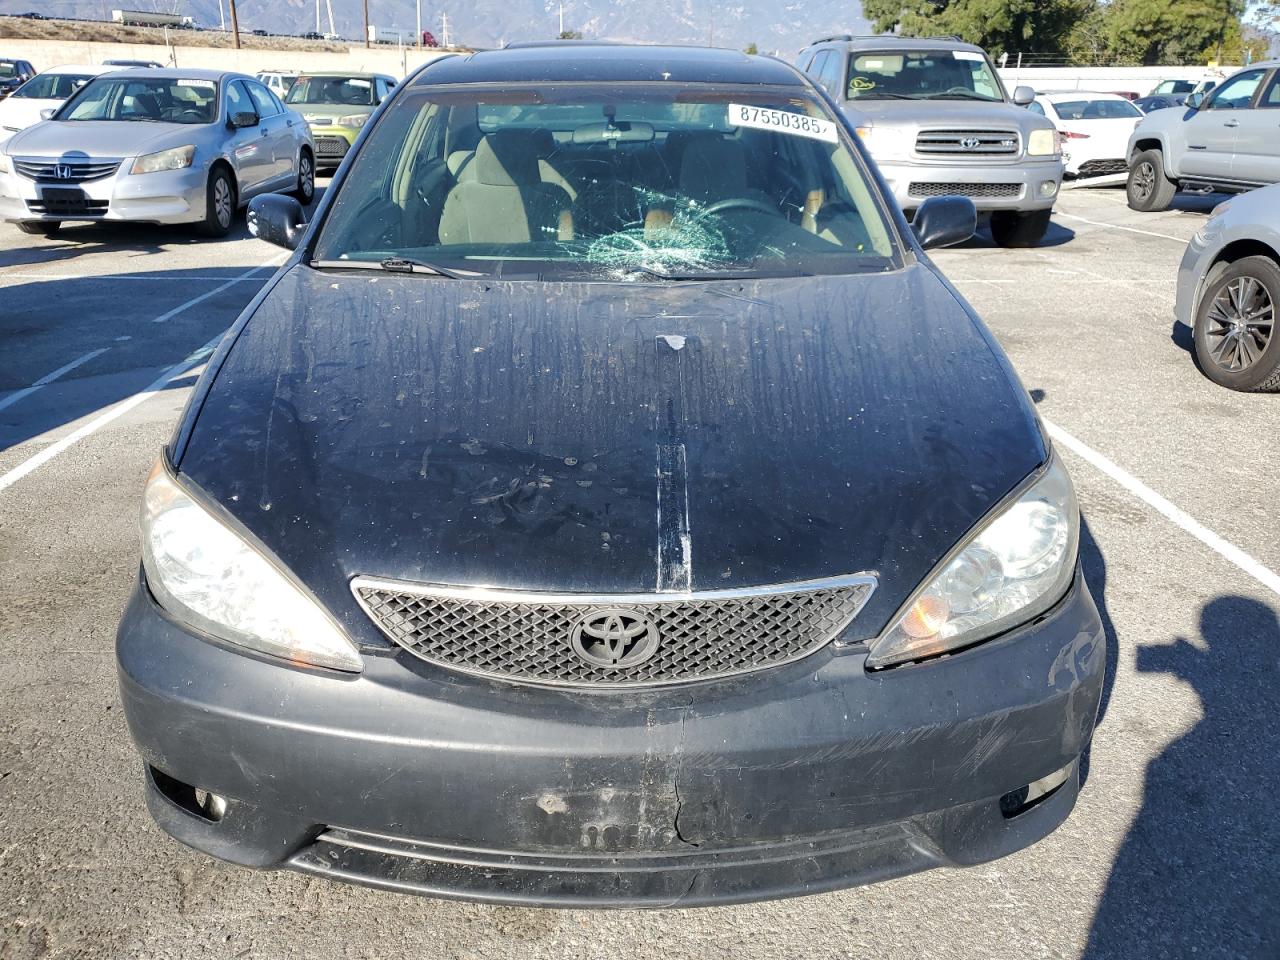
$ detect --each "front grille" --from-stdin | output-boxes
[27,198,109,215]
[352,575,877,688]
[1076,159,1128,177]
[915,129,1020,157]
[314,135,348,159]
[13,158,121,183]
[908,181,1023,199]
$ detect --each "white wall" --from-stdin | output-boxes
[4,37,455,80]
[997,65,1231,95]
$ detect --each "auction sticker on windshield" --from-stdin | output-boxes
[728,104,838,143]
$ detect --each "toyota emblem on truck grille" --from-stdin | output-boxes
[960,137,982,150]
[570,609,660,668]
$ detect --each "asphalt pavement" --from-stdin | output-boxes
[1,186,1277,959]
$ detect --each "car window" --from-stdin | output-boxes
[1207,70,1264,110]
[807,50,830,84]
[1052,99,1142,120]
[1027,101,1046,116]
[286,76,376,106]
[818,52,844,96]
[0,62,17,79]
[247,80,280,116]
[314,85,899,280]
[60,76,219,123]
[226,79,256,119]
[1260,72,1280,108]
[375,78,389,101]
[847,49,1002,101]
[11,73,96,99]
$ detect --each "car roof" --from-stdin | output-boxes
[41,63,116,74]
[99,67,234,81]
[295,71,394,79]
[1038,91,1135,102]
[412,43,806,87]
[803,35,987,55]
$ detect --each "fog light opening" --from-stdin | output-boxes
[1039,180,1059,199]
[149,765,227,823]
[999,762,1073,819]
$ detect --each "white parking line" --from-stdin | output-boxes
[0,273,266,283]
[0,335,222,495]
[151,256,287,323]
[1055,211,1188,244]
[0,348,109,414]
[1045,418,1280,599]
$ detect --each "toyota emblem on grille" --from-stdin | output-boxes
[960,137,982,150]
[570,609,660,669]
[55,164,73,179]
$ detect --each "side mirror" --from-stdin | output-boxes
[1012,85,1035,106]
[911,195,976,250]
[247,193,306,250]
[1185,91,1204,110]
[38,108,55,120]
[229,111,259,129]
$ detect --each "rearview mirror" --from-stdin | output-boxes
[1012,85,1035,106]
[38,108,55,120]
[247,193,306,250]
[911,195,976,250]
[229,111,259,129]
[571,121,655,145]
[1185,91,1204,110]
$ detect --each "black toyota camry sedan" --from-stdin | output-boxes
[117,43,1105,907]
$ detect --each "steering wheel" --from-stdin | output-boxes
[943,86,976,95]
[697,197,781,219]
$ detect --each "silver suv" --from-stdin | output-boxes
[797,35,1064,247]
[1126,61,1280,212]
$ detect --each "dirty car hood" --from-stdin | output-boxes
[178,264,1045,641]
[841,98,1049,134]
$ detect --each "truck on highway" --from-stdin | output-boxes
[111,9,194,28]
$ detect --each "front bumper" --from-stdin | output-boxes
[307,125,355,165]
[873,157,1064,214]
[117,571,1105,908]
[0,163,207,224]
[1175,232,1212,328]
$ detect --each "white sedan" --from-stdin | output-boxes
[1028,92,1144,178]
[0,64,117,147]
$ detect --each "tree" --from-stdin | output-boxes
[744,41,759,54]
[558,29,583,39]
[1101,0,1246,65]
[861,0,1094,59]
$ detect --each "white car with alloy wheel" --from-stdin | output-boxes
[0,68,315,237]
[1028,92,1143,178]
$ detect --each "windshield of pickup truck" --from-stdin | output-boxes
[847,50,1004,102]
[314,85,898,280]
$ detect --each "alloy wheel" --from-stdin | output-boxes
[300,155,314,200]
[1131,161,1155,201]
[1205,275,1274,371]
[214,177,233,229]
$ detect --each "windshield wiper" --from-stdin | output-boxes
[853,92,917,100]
[926,92,999,101]
[310,257,470,279]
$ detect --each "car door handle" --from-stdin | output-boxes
[1224,119,1240,127]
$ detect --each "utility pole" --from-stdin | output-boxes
[559,3,564,36]
[217,0,225,32]
[325,0,335,38]
[416,0,422,47]
[228,0,241,48]
[363,0,370,48]
[442,11,450,48]
[315,0,320,34]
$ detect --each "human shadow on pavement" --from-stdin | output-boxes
[1084,595,1280,958]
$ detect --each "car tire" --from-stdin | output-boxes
[198,166,236,237]
[293,149,315,205]
[989,210,1051,248]
[1126,149,1177,212]
[1192,255,1280,392]
[16,221,61,236]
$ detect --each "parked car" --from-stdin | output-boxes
[1127,62,1280,211]
[284,72,396,170]
[0,69,315,236]
[1174,186,1280,391]
[256,71,298,97]
[116,42,1103,908]
[1133,93,1186,113]
[1148,77,1218,98]
[795,35,1063,247]
[102,59,164,69]
[1029,92,1142,178]
[0,64,117,146]
[0,59,37,99]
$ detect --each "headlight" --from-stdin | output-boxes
[141,460,363,672]
[130,144,195,175]
[1027,128,1060,157]
[866,453,1078,669]
[336,114,368,128]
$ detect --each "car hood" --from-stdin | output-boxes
[0,96,53,132]
[3,119,195,158]
[841,97,1050,134]
[296,103,372,122]
[178,263,1045,643]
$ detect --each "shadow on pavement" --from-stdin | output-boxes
[0,218,254,270]
[1084,595,1280,958]
[954,218,1076,250]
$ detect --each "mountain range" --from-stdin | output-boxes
[0,0,872,57]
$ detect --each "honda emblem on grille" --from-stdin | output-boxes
[960,137,981,150]
[55,164,73,179]
[570,609,660,668]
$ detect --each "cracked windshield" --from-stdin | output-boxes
[314,87,896,278]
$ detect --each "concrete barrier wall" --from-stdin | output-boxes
[997,65,1231,94]
[3,37,455,80]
